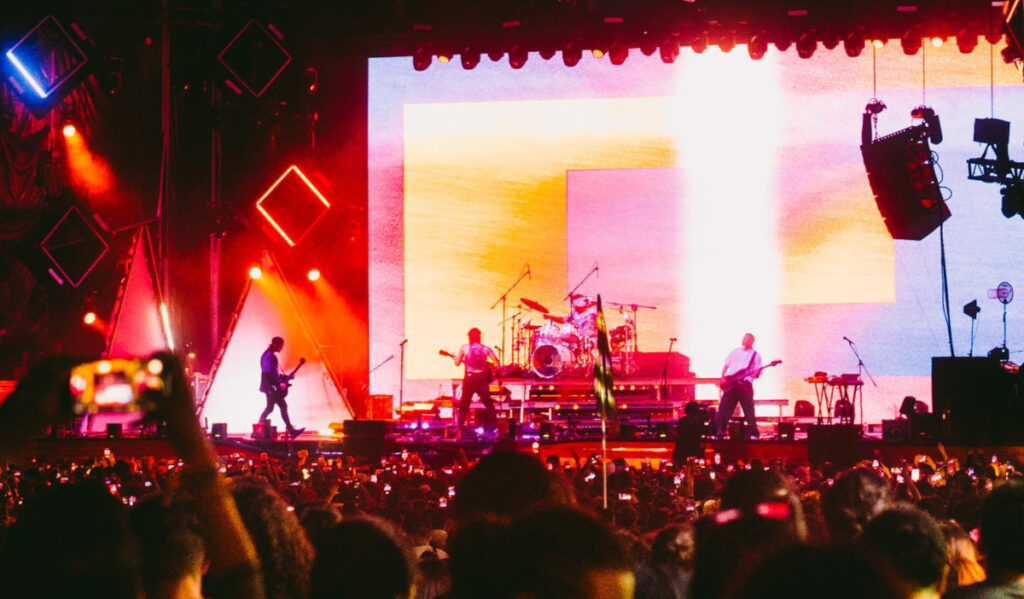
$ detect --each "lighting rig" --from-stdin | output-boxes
[967,118,1024,219]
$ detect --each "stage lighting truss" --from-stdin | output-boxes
[40,205,109,287]
[255,165,331,247]
[4,15,90,114]
[218,19,292,98]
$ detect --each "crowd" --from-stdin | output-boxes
[0,355,1022,598]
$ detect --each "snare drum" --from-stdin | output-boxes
[534,321,562,347]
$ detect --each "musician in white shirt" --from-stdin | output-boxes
[715,333,762,439]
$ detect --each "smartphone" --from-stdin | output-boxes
[618,493,633,501]
[911,468,920,482]
[439,498,448,508]
[448,486,456,497]
[68,358,164,414]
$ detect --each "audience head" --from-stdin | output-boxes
[298,503,343,551]
[311,517,414,599]
[650,522,695,569]
[979,479,1024,576]
[503,506,633,599]
[691,470,807,599]
[0,480,142,599]
[724,544,911,599]
[450,450,571,525]
[823,467,893,542]
[861,507,948,595]
[231,477,315,599]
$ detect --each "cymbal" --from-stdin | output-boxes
[543,314,566,323]
[522,323,542,330]
[520,298,549,314]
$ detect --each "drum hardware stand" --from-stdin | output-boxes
[607,300,656,375]
[565,262,599,301]
[843,336,876,428]
[659,337,677,402]
[491,265,531,368]
[399,339,408,408]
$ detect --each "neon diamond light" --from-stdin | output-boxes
[255,165,331,247]
[40,206,109,287]
[5,15,89,100]
[218,20,292,98]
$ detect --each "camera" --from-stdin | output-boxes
[68,358,166,414]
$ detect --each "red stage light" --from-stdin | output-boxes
[249,266,262,279]
[62,123,77,138]
[83,311,97,325]
[255,165,331,247]
[307,268,321,281]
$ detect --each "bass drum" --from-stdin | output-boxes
[532,343,574,379]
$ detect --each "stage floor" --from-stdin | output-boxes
[14,431,1024,469]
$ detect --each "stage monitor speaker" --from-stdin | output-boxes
[807,424,861,467]
[882,419,910,442]
[540,421,555,440]
[932,357,1021,445]
[862,127,949,240]
[211,422,228,439]
[619,423,637,440]
[106,423,122,439]
[776,422,795,441]
[342,419,390,458]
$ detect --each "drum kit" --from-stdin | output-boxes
[509,296,643,379]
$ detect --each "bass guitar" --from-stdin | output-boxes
[275,358,306,396]
[439,349,496,383]
[721,359,781,393]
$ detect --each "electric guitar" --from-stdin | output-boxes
[275,358,306,396]
[721,359,781,393]
[439,349,497,383]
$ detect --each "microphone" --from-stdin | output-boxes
[670,337,677,342]
[525,264,531,279]
[400,339,408,346]
[842,336,852,343]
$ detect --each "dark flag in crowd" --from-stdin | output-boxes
[593,295,616,420]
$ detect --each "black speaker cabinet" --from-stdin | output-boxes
[342,420,391,457]
[807,424,861,467]
[882,419,910,442]
[932,357,1022,445]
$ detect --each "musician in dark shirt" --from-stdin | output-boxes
[449,328,499,438]
[258,336,304,438]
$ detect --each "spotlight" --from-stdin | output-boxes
[901,30,922,55]
[487,48,504,62]
[821,32,840,50]
[747,34,768,60]
[931,36,945,48]
[412,46,431,71]
[562,45,582,67]
[796,33,817,59]
[691,33,708,54]
[872,39,886,49]
[62,123,77,138]
[249,266,262,280]
[508,45,528,69]
[659,39,679,63]
[956,30,978,54]
[303,67,319,93]
[437,53,451,64]
[591,48,605,59]
[1000,186,1024,219]
[83,311,97,325]
[774,38,792,52]
[307,268,321,281]
[717,32,735,53]
[461,46,480,69]
[609,43,628,66]
[844,31,865,57]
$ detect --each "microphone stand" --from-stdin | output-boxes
[660,338,676,402]
[844,337,876,428]
[565,263,599,301]
[399,340,408,410]
[491,269,530,367]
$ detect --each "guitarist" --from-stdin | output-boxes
[715,333,762,440]
[449,327,499,438]
[258,336,305,438]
